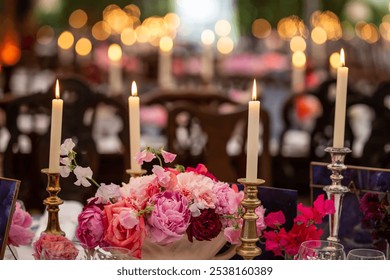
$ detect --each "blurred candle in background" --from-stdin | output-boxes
[201,29,215,84]
[49,79,63,173]
[108,43,123,95]
[129,81,141,172]
[158,36,174,89]
[246,79,260,181]
[291,50,306,94]
[333,48,348,148]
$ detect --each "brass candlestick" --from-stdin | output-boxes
[41,168,65,236]
[323,147,351,242]
[126,169,147,178]
[236,178,264,260]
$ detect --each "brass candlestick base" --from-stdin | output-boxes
[126,169,147,178]
[41,168,65,236]
[236,178,265,260]
[323,147,351,242]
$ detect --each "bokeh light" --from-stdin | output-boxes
[121,27,137,46]
[217,36,234,55]
[75,38,92,56]
[57,31,74,50]
[159,36,173,52]
[92,21,111,41]
[292,51,306,68]
[252,18,272,39]
[311,26,327,44]
[289,36,306,52]
[69,9,88,29]
[215,20,231,37]
[329,52,341,69]
[36,25,55,45]
[201,29,215,45]
[108,43,122,61]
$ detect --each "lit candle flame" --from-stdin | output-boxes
[340,48,345,67]
[252,79,257,101]
[131,81,137,97]
[55,79,60,99]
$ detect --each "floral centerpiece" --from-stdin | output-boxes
[261,194,335,259]
[58,138,267,259]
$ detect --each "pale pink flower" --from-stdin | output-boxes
[8,201,34,247]
[95,183,121,204]
[60,138,75,156]
[224,226,241,244]
[59,157,72,177]
[213,182,244,215]
[135,149,155,165]
[120,175,158,208]
[74,166,93,187]
[161,150,176,163]
[255,205,267,234]
[118,210,139,229]
[192,184,218,209]
[152,165,177,190]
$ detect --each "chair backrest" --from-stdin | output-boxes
[1,75,107,211]
[165,102,271,184]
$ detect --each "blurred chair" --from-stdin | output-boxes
[1,75,128,211]
[165,102,271,184]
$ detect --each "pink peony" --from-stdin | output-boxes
[161,150,176,163]
[264,210,286,229]
[102,200,146,259]
[8,201,34,247]
[146,191,191,244]
[76,199,105,249]
[213,182,244,215]
[33,234,78,260]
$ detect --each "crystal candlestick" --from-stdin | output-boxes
[41,168,65,236]
[323,147,351,242]
[236,178,264,260]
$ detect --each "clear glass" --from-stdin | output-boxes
[93,247,134,260]
[347,249,386,260]
[40,240,92,260]
[296,240,346,260]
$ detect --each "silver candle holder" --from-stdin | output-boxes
[323,147,351,242]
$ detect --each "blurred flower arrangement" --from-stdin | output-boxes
[58,138,267,259]
[8,201,34,247]
[261,194,335,259]
[33,233,78,260]
[360,192,390,242]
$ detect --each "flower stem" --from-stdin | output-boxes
[87,177,101,188]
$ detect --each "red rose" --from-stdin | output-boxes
[187,209,222,242]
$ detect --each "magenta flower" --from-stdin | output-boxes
[264,210,286,229]
[8,201,34,247]
[161,150,176,163]
[146,191,191,244]
[135,149,156,165]
[186,164,217,181]
[76,199,105,249]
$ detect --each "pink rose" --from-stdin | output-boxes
[146,191,191,245]
[33,234,78,260]
[8,202,34,247]
[76,199,105,249]
[102,200,146,259]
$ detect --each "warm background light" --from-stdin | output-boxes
[57,31,74,50]
[69,9,88,29]
[36,25,55,45]
[292,51,306,68]
[75,38,92,56]
[108,43,122,61]
[217,36,234,55]
[159,36,173,52]
[0,30,21,66]
[329,52,341,69]
[252,18,271,39]
[201,29,215,45]
[121,28,137,46]
[311,26,327,44]
[215,20,231,37]
[135,26,150,43]
[289,36,306,52]
[92,21,111,41]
